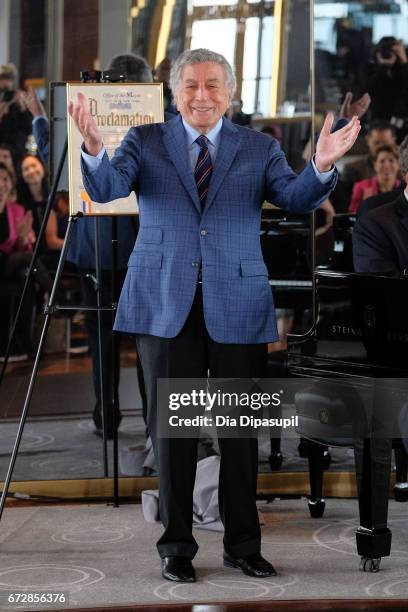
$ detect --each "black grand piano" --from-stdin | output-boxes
[261,209,408,572]
[287,269,408,572]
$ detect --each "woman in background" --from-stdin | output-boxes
[0,162,56,361]
[348,144,400,214]
[0,162,34,360]
[17,154,49,249]
[0,142,17,199]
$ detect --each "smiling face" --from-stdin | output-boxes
[374,150,399,182]
[21,155,45,186]
[174,62,231,134]
[0,167,13,210]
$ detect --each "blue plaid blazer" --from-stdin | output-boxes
[81,115,337,343]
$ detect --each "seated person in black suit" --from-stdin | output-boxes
[353,136,408,276]
[353,137,408,457]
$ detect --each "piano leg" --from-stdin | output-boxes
[354,436,392,572]
[299,438,330,518]
[394,442,408,502]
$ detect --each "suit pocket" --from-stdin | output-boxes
[240,260,268,277]
[138,227,163,244]
[128,251,163,269]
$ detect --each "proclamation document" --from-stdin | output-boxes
[67,82,163,216]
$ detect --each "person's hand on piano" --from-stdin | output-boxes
[315,113,361,172]
[68,92,103,157]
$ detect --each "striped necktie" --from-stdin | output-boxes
[194,135,213,211]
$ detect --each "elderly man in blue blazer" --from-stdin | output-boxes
[69,48,360,583]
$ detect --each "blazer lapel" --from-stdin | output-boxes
[203,118,241,215]
[161,115,201,214]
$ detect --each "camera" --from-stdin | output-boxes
[0,88,15,103]
[377,37,396,60]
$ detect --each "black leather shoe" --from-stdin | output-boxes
[223,552,277,577]
[161,556,196,583]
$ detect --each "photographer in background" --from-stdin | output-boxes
[0,64,32,162]
[366,37,408,137]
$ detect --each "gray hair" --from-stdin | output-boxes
[399,136,408,176]
[169,48,236,97]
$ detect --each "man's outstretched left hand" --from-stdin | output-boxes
[315,113,361,172]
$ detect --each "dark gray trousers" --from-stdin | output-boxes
[136,285,267,559]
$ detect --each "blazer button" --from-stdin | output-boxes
[200,229,207,236]
[191,261,200,267]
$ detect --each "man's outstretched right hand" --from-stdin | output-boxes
[68,92,103,157]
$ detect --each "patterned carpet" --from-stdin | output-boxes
[0,500,407,609]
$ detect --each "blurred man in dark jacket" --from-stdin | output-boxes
[353,136,408,276]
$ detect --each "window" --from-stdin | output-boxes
[190,18,237,66]
[188,1,275,115]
